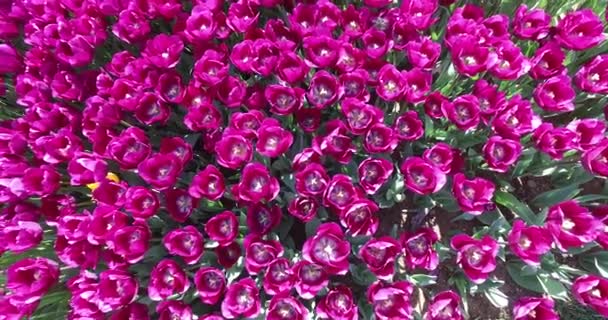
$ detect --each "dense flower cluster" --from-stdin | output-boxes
[1,0,608,318]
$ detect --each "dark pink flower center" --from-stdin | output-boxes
[270,263,290,281]
[364,246,387,266]
[276,94,294,109]
[176,196,192,214]
[313,236,338,262]
[347,109,370,129]
[411,170,429,187]
[492,145,505,160]
[463,187,476,200]
[465,246,483,266]
[363,164,380,181]
[329,185,351,205]
[366,130,385,147]
[251,244,272,263]
[437,304,455,319]
[204,272,222,290]
[264,135,279,151]
[254,208,271,228]
[330,293,351,312]
[219,220,232,236]
[236,289,254,309]
[456,105,471,121]
[181,234,194,250]
[344,81,361,95]
[249,177,268,193]
[300,264,323,282]
[274,301,296,319]
[230,142,248,159]
[312,84,333,104]
[408,237,429,255]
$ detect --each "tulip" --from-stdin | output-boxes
[400,157,447,195]
[367,281,414,320]
[425,291,464,320]
[451,234,498,284]
[358,157,394,194]
[508,220,553,266]
[221,278,261,319]
[267,294,308,320]
[401,228,439,271]
[163,226,204,265]
[302,223,351,275]
[513,5,551,40]
[572,275,608,317]
[359,237,401,281]
[148,259,189,301]
[556,9,605,51]
[316,286,358,320]
[263,259,295,296]
[205,211,238,247]
[340,198,380,236]
[452,173,495,215]
[243,234,284,274]
[194,267,226,305]
[546,200,601,251]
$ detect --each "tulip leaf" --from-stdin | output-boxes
[350,263,377,286]
[280,173,296,192]
[551,165,594,188]
[507,261,568,300]
[483,287,509,308]
[494,191,539,225]
[358,296,374,320]
[531,186,581,208]
[305,218,321,238]
[226,257,244,283]
[184,133,201,147]
[511,149,537,177]
[575,194,608,203]
[579,252,608,278]
[433,190,460,213]
[536,274,569,301]
[408,274,437,287]
[277,214,294,241]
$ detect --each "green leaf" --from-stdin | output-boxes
[551,166,594,187]
[350,263,377,286]
[433,190,461,213]
[511,148,537,177]
[277,214,294,241]
[184,133,201,147]
[567,243,596,255]
[452,274,469,316]
[226,257,244,283]
[408,274,437,287]
[494,191,540,225]
[575,194,608,203]
[390,172,405,194]
[483,287,509,308]
[280,173,296,192]
[507,262,569,300]
[531,186,581,208]
[450,130,488,149]
[305,218,321,238]
[358,296,374,320]
[451,213,476,222]
[507,261,542,292]
[521,264,540,276]
[579,252,608,278]
[536,273,569,300]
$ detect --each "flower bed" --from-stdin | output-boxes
[1,0,608,319]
